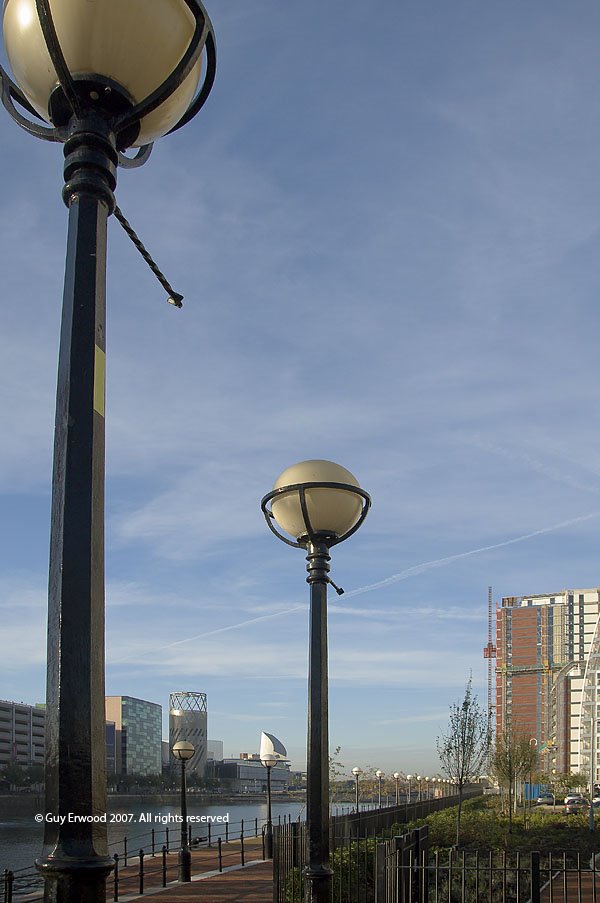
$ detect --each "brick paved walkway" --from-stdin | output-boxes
[6,838,272,902]
[119,859,273,902]
[110,837,272,901]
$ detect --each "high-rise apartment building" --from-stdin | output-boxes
[0,700,45,767]
[105,696,162,776]
[496,587,600,776]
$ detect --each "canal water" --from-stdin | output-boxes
[0,796,310,876]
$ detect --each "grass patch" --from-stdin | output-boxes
[395,796,600,857]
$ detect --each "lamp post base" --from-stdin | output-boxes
[36,854,114,903]
[179,849,192,883]
[303,864,333,903]
[264,826,273,860]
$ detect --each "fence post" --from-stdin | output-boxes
[410,828,423,903]
[530,851,540,903]
[166,828,170,852]
[255,816,258,837]
[162,845,168,887]
[291,820,300,869]
[139,850,144,895]
[151,828,155,857]
[218,837,223,872]
[225,820,229,843]
[208,823,211,848]
[241,830,245,867]
[124,836,128,867]
[375,842,387,903]
[112,854,119,902]
[7,869,14,903]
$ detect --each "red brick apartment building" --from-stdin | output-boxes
[496,588,600,776]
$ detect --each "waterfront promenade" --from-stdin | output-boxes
[4,838,273,902]
[110,836,269,900]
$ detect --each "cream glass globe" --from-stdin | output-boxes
[3,0,203,145]
[270,459,363,541]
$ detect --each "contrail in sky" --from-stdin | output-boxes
[163,606,306,648]
[158,510,600,649]
[345,510,600,598]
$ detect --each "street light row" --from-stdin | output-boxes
[351,768,454,809]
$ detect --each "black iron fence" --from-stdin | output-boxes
[274,799,600,903]
[377,838,600,903]
[273,791,477,902]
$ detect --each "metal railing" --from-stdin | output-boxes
[3,812,292,902]
[273,791,477,902]
[378,844,600,903]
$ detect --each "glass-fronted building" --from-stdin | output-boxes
[105,696,162,776]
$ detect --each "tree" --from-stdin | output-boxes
[437,679,489,846]
[329,746,345,802]
[490,731,536,831]
[2,763,29,787]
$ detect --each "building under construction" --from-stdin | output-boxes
[495,587,600,776]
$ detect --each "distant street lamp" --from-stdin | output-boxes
[376,770,385,808]
[424,776,430,799]
[262,459,370,903]
[416,775,422,801]
[352,767,363,814]
[0,2,215,900]
[173,741,195,882]
[393,772,401,806]
[261,753,277,859]
[406,774,413,803]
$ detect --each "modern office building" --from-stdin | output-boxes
[105,696,162,776]
[496,587,600,776]
[0,700,45,768]
[169,691,207,777]
[216,755,291,792]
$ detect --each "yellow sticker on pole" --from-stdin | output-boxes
[94,345,106,417]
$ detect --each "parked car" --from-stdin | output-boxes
[564,791,585,805]
[536,792,554,805]
[565,798,589,814]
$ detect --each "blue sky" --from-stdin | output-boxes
[3,1,600,776]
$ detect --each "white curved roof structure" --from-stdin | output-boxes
[259,731,288,760]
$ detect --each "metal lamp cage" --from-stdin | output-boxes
[261,481,371,550]
[0,0,216,166]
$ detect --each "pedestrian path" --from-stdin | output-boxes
[109,836,271,901]
[540,868,600,902]
[119,859,273,902]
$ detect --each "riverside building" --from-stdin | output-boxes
[105,696,162,776]
[169,691,208,777]
[0,699,45,767]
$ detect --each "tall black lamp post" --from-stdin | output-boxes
[352,767,362,814]
[261,753,277,859]
[376,770,385,808]
[173,740,195,882]
[0,4,215,902]
[261,459,371,903]
[393,772,401,806]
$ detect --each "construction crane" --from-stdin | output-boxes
[483,585,496,736]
